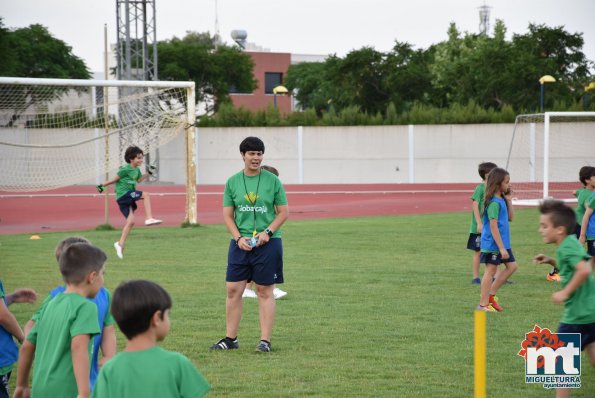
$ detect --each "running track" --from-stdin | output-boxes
[0,183,476,235]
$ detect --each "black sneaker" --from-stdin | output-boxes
[210,337,239,350]
[255,340,271,352]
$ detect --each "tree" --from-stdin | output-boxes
[0,21,91,126]
[157,32,256,111]
[285,61,329,114]
[4,23,90,79]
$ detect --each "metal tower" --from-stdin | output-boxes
[478,3,491,36]
[116,0,158,81]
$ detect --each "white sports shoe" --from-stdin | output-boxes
[242,288,257,298]
[273,288,287,300]
[145,218,162,226]
[114,242,124,259]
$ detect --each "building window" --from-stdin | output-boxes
[264,72,283,94]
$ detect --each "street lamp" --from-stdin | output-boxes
[539,75,556,112]
[584,82,595,111]
[273,85,288,110]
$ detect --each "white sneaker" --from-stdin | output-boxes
[145,218,162,226]
[273,288,287,300]
[242,288,257,298]
[114,242,124,259]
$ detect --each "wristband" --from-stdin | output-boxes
[265,228,273,237]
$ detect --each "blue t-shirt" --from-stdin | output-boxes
[480,196,511,252]
[0,280,19,370]
[585,193,595,239]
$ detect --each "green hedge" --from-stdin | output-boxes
[198,100,594,127]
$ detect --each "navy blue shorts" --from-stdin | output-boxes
[226,238,284,285]
[116,190,143,218]
[587,240,595,256]
[558,322,595,350]
[480,249,516,265]
[467,233,481,251]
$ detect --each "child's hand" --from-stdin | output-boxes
[500,249,510,260]
[533,254,553,265]
[551,290,568,304]
[503,186,513,199]
[13,386,31,398]
[8,288,38,304]
[579,235,586,244]
[477,223,483,234]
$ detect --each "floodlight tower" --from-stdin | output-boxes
[116,0,158,81]
[478,3,491,36]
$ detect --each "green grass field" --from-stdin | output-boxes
[2,209,594,397]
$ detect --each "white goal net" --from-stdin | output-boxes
[505,112,595,205]
[0,77,195,193]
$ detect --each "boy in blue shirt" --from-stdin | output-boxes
[0,282,36,398]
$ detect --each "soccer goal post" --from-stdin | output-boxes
[0,77,198,224]
[505,112,595,206]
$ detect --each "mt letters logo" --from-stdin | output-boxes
[518,325,581,389]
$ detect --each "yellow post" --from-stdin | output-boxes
[474,310,487,398]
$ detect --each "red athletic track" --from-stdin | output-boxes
[0,183,476,235]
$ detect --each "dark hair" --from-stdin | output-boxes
[261,165,279,176]
[478,162,498,180]
[239,137,265,154]
[484,167,509,209]
[539,199,576,236]
[55,236,90,262]
[579,166,595,186]
[112,280,172,340]
[124,146,144,163]
[59,243,107,284]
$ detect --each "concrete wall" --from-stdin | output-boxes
[3,122,593,188]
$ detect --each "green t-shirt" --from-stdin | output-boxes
[469,183,485,234]
[115,163,142,200]
[223,169,288,238]
[28,293,100,398]
[575,187,592,225]
[556,235,595,324]
[92,346,211,398]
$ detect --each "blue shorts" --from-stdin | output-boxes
[116,190,143,218]
[466,233,481,251]
[587,240,595,256]
[480,249,516,265]
[226,238,284,285]
[558,322,595,350]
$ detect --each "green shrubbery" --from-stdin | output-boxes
[198,100,591,127]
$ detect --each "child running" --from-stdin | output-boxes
[477,167,518,312]
[533,200,595,398]
[468,162,497,284]
[97,146,161,259]
[92,280,210,398]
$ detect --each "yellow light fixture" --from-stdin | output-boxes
[539,75,556,84]
[273,85,288,95]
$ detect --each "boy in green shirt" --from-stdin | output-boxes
[92,280,210,398]
[468,162,497,284]
[97,145,161,260]
[534,200,595,398]
[13,243,107,398]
